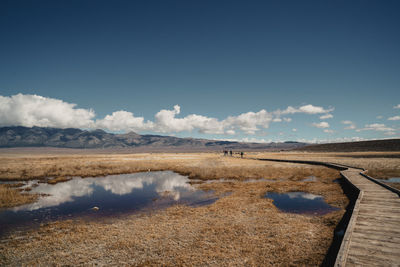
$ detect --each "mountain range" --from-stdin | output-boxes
[0,126,307,151]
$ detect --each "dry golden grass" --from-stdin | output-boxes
[0,172,345,266]
[0,152,340,208]
[250,151,400,179]
[47,176,71,184]
[0,151,348,265]
[0,152,340,181]
[0,206,341,266]
[0,184,38,208]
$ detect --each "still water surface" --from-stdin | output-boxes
[377,177,400,183]
[0,171,219,235]
[265,191,340,215]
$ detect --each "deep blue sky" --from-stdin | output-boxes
[1,0,399,142]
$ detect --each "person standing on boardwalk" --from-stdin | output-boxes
[229,150,233,156]
[240,151,244,158]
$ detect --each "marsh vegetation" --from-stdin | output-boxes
[0,184,38,208]
[1,150,392,265]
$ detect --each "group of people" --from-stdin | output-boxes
[223,150,244,158]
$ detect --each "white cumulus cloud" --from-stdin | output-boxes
[153,105,227,134]
[358,123,395,132]
[297,136,366,144]
[341,120,353,124]
[341,120,356,130]
[0,94,95,128]
[224,109,273,134]
[95,111,154,132]
[388,115,400,121]
[312,122,330,128]
[239,137,271,143]
[394,104,400,109]
[0,94,336,136]
[320,114,333,119]
[272,117,291,122]
[278,104,334,115]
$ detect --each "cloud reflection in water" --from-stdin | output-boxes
[13,171,193,212]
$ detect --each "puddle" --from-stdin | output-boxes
[0,181,20,184]
[204,179,237,184]
[190,178,281,184]
[244,178,280,183]
[0,171,219,235]
[265,192,340,215]
[376,177,400,183]
[303,176,317,182]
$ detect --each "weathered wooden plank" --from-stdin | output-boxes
[362,192,400,198]
[356,214,400,222]
[349,182,379,186]
[358,209,400,216]
[354,219,400,230]
[362,189,398,193]
[351,232,400,246]
[360,199,400,206]
[361,192,394,197]
[356,215,400,225]
[353,225,400,236]
[349,236,400,249]
[358,202,400,209]
[353,227,400,238]
[359,203,400,209]
[357,210,400,218]
[358,205,400,213]
[362,196,399,201]
[349,242,400,257]
[354,184,391,189]
[346,253,399,266]
[359,213,400,218]
[347,245,400,262]
[354,219,400,228]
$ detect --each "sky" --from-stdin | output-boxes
[0,0,399,143]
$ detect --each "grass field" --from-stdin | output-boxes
[0,150,397,265]
[250,151,400,178]
[0,184,38,208]
[250,151,400,191]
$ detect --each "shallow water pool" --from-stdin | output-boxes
[265,191,340,215]
[377,177,400,183]
[0,171,220,235]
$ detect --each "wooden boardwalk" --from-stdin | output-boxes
[336,168,400,266]
[255,158,400,266]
